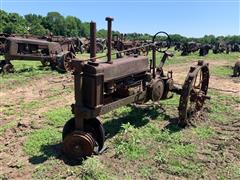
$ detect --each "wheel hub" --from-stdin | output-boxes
[63,131,95,159]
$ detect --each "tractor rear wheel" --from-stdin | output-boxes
[178,60,210,127]
[56,52,75,72]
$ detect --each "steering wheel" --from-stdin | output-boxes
[152,31,171,53]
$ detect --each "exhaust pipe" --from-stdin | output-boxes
[105,17,114,63]
[90,21,96,61]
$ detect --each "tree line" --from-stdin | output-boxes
[0,10,239,44]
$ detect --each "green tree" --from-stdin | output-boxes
[65,16,80,37]
[43,12,66,36]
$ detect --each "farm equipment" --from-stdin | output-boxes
[112,34,149,56]
[80,37,106,53]
[42,35,84,53]
[62,17,210,159]
[233,60,240,77]
[0,36,75,73]
[0,33,12,55]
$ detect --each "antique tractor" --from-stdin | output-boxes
[233,60,240,77]
[0,36,75,73]
[62,17,210,159]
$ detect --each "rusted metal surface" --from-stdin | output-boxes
[90,21,97,60]
[81,37,105,54]
[0,36,76,73]
[106,17,114,63]
[233,60,240,77]
[62,17,211,159]
[178,60,210,126]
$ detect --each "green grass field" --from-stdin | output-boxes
[0,51,239,179]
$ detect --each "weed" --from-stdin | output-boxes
[81,157,116,180]
[114,123,147,160]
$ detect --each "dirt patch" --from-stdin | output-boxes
[165,59,240,96]
[0,75,73,104]
[0,74,74,179]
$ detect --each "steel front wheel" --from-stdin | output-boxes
[62,117,105,159]
[63,131,95,159]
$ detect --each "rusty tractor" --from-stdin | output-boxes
[181,42,200,56]
[112,34,148,57]
[233,60,240,77]
[42,35,84,54]
[80,37,106,54]
[61,17,210,159]
[0,33,12,55]
[0,36,75,73]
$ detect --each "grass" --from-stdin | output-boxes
[23,127,61,157]
[114,123,148,160]
[23,106,72,160]
[0,120,18,135]
[20,100,42,110]
[43,106,72,127]
[0,60,59,89]
[32,159,60,179]
[138,165,154,179]
[167,160,202,176]
[208,90,240,122]
[155,50,240,66]
[7,89,240,179]
[81,157,116,180]
[211,65,233,77]
[193,126,215,139]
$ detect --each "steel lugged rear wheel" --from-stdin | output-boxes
[56,52,74,72]
[178,60,210,127]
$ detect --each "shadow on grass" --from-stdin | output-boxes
[103,104,166,139]
[164,117,184,134]
[14,64,67,74]
[15,65,50,73]
[28,104,181,166]
[28,143,85,166]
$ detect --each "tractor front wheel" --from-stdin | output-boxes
[62,117,105,159]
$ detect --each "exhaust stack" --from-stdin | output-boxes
[90,21,96,61]
[105,17,114,63]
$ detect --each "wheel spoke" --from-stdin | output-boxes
[178,60,209,126]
